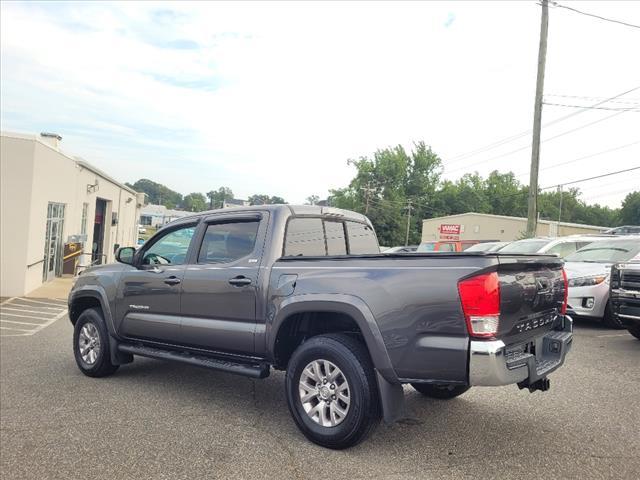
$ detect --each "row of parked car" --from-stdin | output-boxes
[383,229,640,338]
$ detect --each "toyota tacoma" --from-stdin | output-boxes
[69,205,573,449]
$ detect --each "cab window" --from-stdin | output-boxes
[197,221,259,264]
[284,218,326,256]
[325,220,347,255]
[346,221,378,254]
[142,225,196,265]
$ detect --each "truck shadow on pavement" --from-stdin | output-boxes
[104,356,543,455]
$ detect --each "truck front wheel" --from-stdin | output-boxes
[411,383,470,399]
[285,333,381,449]
[73,308,119,378]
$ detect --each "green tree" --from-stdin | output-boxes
[126,179,182,209]
[206,187,234,209]
[182,192,207,212]
[620,191,640,224]
[330,142,442,246]
[306,195,320,205]
[248,194,287,205]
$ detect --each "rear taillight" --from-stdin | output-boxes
[458,272,500,338]
[561,268,568,315]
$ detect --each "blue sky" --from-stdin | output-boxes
[1,1,639,206]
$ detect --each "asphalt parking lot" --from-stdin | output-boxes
[1,309,638,480]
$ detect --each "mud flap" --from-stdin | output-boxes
[375,370,405,424]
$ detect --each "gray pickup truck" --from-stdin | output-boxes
[69,205,573,449]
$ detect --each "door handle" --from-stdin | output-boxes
[229,276,252,287]
[164,276,181,286]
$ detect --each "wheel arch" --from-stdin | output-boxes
[269,294,398,384]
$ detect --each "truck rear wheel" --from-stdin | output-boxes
[411,383,470,399]
[285,333,380,449]
[627,324,640,340]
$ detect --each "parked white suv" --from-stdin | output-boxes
[498,235,609,258]
[564,237,640,328]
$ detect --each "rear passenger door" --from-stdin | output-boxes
[179,213,268,354]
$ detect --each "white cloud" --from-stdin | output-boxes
[1,1,639,207]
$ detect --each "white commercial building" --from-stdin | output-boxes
[139,204,191,228]
[0,131,144,297]
[422,212,608,243]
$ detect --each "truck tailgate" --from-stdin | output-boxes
[497,255,566,345]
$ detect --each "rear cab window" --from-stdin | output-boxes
[283,217,378,257]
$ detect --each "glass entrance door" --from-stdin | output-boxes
[43,202,65,282]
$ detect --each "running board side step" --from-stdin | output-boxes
[117,344,270,379]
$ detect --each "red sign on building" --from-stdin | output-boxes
[439,224,461,235]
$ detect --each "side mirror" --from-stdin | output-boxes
[116,247,136,265]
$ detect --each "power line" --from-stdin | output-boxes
[543,101,640,112]
[546,166,640,189]
[444,86,640,166]
[514,140,640,177]
[444,110,627,174]
[545,94,640,105]
[549,1,640,30]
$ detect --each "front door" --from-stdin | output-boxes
[115,222,198,343]
[92,199,107,264]
[43,202,65,282]
[179,214,267,354]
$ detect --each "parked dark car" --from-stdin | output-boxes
[69,205,573,449]
[604,225,640,235]
[610,261,640,339]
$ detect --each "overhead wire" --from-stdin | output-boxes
[514,140,640,178]
[443,86,640,167]
[444,110,628,174]
[549,1,640,30]
[542,102,640,112]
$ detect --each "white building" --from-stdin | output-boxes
[0,131,144,297]
[422,212,608,243]
[139,204,191,227]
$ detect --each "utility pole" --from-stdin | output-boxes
[557,184,563,233]
[405,200,412,246]
[526,0,549,238]
[361,182,375,215]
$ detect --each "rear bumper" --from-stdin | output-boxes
[469,316,573,386]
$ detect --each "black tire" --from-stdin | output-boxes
[411,383,471,399]
[627,324,640,340]
[602,302,625,329]
[285,333,381,449]
[73,308,119,378]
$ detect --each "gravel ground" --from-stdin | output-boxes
[1,314,638,479]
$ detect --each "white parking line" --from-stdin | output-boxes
[0,307,60,316]
[0,312,55,321]
[8,302,65,311]
[595,333,630,338]
[15,298,67,307]
[0,298,67,337]
[0,319,43,326]
[0,325,34,333]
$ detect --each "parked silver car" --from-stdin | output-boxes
[564,237,640,328]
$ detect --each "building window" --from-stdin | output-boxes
[80,203,89,236]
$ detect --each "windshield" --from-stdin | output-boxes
[465,242,496,252]
[417,242,436,252]
[499,239,550,254]
[565,239,640,263]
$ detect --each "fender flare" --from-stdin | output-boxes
[269,293,399,384]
